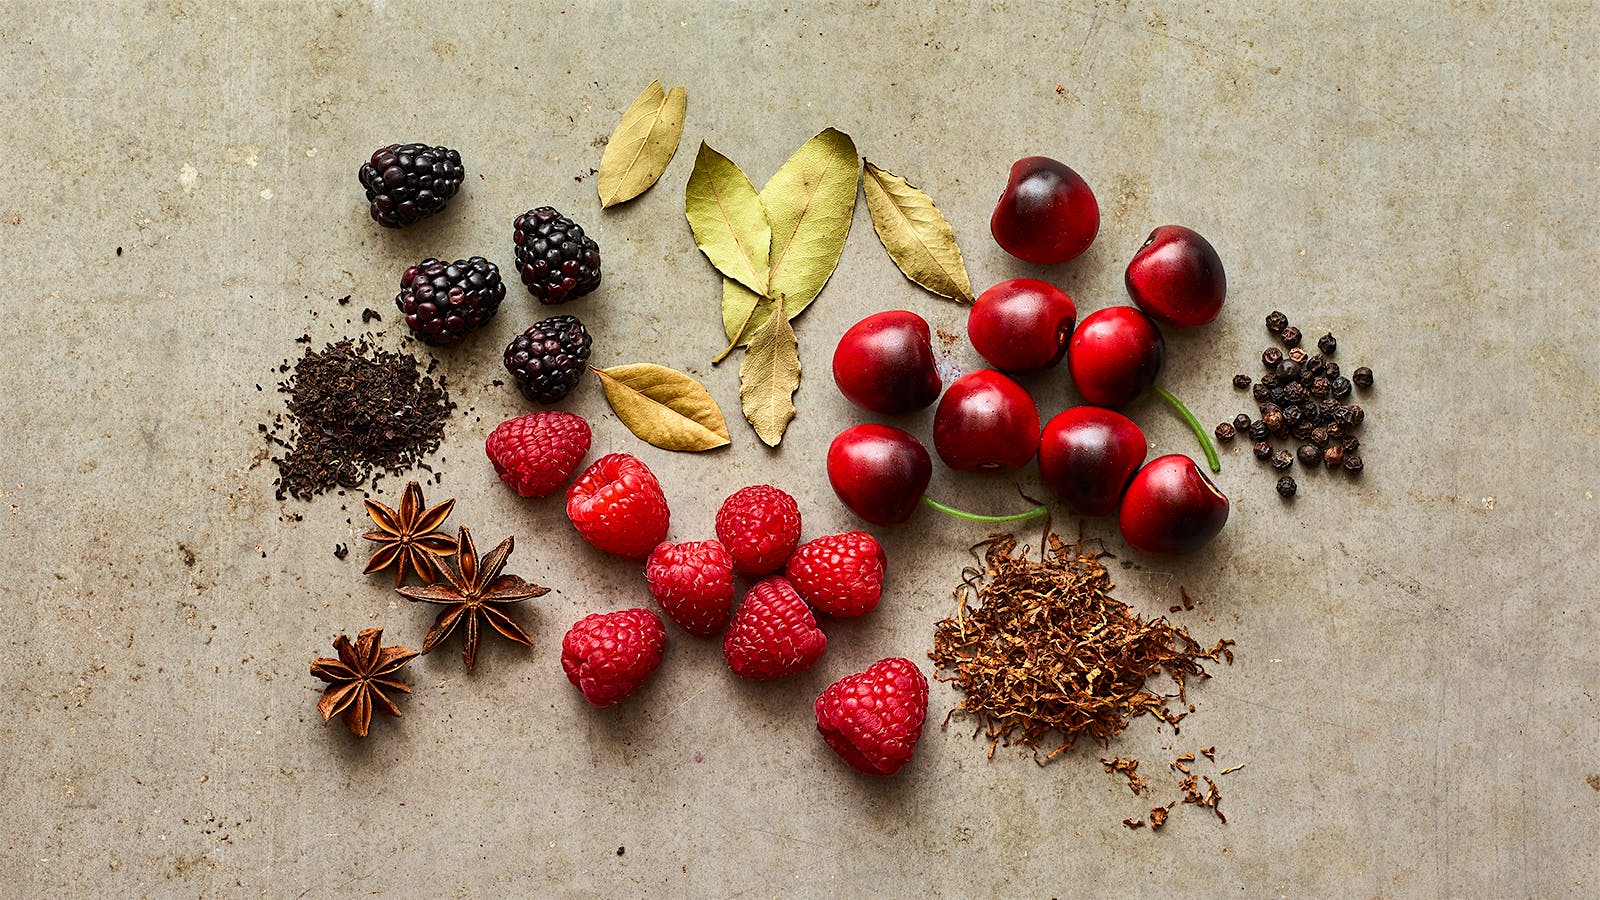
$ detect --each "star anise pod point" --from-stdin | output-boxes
[362,481,458,586]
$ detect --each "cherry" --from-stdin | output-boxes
[967,278,1077,374]
[1068,306,1164,408]
[827,424,1046,525]
[832,310,942,414]
[1118,454,1229,555]
[1038,407,1147,517]
[933,370,1041,473]
[990,156,1100,265]
[1125,225,1226,328]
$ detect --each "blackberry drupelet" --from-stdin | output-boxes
[395,257,506,346]
[504,315,593,404]
[359,143,464,228]
[512,207,602,303]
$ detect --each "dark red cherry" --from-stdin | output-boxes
[826,424,933,525]
[932,370,1040,473]
[1125,225,1226,328]
[1118,454,1229,555]
[990,156,1100,265]
[1038,407,1147,517]
[832,310,942,414]
[1067,306,1164,408]
[967,278,1077,374]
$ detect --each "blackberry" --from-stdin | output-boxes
[395,257,506,346]
[512,207,602,303]
[359,143,464,228]
[504,315,593,404]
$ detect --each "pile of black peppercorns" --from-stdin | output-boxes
[1213,310,1373,499]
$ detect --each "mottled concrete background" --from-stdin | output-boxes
[2,1,1596,896]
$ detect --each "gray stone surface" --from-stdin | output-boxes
[3,1,1597,896]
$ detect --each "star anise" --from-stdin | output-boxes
[362,481,457,585]
[397,526,547,671]
[309,627,419,737]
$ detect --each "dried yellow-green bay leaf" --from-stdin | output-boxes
[861,160,974,302]
[592,364,731,452]
[685,142,770,296]
[598,80,687,209]
[721,128,859,346]
[739,299,800,447]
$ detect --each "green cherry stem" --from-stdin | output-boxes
[921,495,1049,523]
[1152,385,1221,473]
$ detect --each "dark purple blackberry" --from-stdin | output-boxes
[395,257,505,346]
[504,315,592,404]
[512,207,602,303]
[359,143,464,228]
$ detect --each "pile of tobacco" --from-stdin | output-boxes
[265,336,454,500]
[1216,310,1374,498]
[929,532,1234,763]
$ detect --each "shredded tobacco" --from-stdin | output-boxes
[929,532,1235,763]
[1100,757,1148,796]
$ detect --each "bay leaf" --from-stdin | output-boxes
[684,142,770,296]
[597,80,688,209]
[593,363,731,452]
[739,299,800,447]
[720,128,859,346]
[861,160,974,302]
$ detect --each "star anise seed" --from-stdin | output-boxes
[397,526,548,672]
[362,480,458,586]
[309,627,419,737]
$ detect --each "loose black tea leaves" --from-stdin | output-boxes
[929,532,1234,764]
[266,336,454,500]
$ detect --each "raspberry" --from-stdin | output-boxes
[561,608,666,707]
[814,657,929,777]
[504,315,592,405]
[565,453,670,559]
[646,540,736,637]
[714,485,801,575]
[358,143,464,228]
[786,531,886,618]
[512,206,602,303]
[485,412,591,498]
[723,576,826,679]
[395,256,506,346]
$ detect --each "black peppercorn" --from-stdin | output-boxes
[1310,426,1329,445]
[1347,405,1364,426]
[1253,441,1272,460]
[1310,376,1331,398]
[1317,333,1337,354]
[1282,405,1303,427]
[1277,360,1301,380]
[1288,348,1309,365]
[1353,366,1373,388]
[1269,387,1287,404]
[1215,422,1236,441]
[1266,310,1289,333]
[1280,326,1302,347]
[1306,354,1327,375]
[1262,409,1285,434]
[1276,475,1297,498]
[1233,374,1252,389]
[1331,376,1352,399]
[1284,382,1308,403]
[1324,445,1344,469]
[1292,421,1317,441]
[1262,347,1283,368]
[1325,361,1341,379]
[1252,383,1270,402]
[1270,449,1293,470]
[1260,372,1280,388]
[1297,444,1320,465]
[1249,421,1269,442]
[1325,422,1344,438]
[1234,413,1252,431]
[1341,436,1360,453]
[1344,453,1363,474]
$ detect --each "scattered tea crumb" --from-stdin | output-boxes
[1149,804,1173,830]
[1122,817,1144,830]
[362,308,383,323]
[1220,763,1244,775]
[333,543,349,560]
[336,295,351,306]
[1201,746,1216,760]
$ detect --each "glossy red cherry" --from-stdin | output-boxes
[1125,225,1226,328]
[990,156,1100,265]
[1038,407,1147,517]
[832,310,942,414]
[967,279,1077,374]
[1067,306,1164,408]
[827,424,933,525]
[932,370,1040,473]
[1118,454,1229,555]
